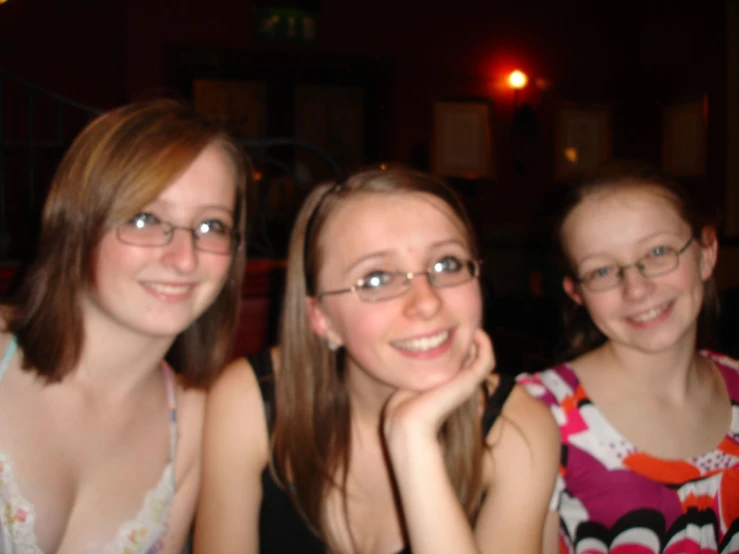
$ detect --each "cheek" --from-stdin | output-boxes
[448,283,484,327]
[334,304,391,346]
[580,292,618,322]
[93,237,135,282]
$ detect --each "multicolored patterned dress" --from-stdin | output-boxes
[518,351,739,554]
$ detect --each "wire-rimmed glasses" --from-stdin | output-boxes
[317,257,480,302]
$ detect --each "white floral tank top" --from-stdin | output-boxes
[0,336,178,553]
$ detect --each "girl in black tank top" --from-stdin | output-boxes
[194,166,560,553]
[249,350,516,553]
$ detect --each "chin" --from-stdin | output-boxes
[409,367,461,392]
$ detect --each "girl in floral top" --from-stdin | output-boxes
[518,161,739,554]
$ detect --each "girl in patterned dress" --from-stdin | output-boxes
[518,161,739,554]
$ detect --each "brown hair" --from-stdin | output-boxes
[273,164,486,547]
[5,98,248,386]
[555,160,719,359]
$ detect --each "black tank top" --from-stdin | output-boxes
[249,350,516,554]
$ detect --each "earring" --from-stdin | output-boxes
[327,338,340,352]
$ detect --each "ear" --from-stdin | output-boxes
[562,275,584,305]
[697,226,718,281]
[305,296,344,348]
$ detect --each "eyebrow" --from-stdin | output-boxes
[343,238,468,275]
[576,231,686,266]
[146,198,235,214]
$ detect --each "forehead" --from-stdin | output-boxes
[154,144,236,210]
[319,192,467,259]
[562,185,688,259]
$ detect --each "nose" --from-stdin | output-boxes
[620,264,653,300]
[161,228,198,274]
[403,271,442,319]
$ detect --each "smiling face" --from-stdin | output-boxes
[83,143,237,341]
[561,185,717,355]
[308,191,483,399]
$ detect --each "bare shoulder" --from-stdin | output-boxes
[209,356,267,414]
[487,382,560,464]
[204,356,270,464]
[475,381,561,551]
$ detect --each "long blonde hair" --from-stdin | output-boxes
[273,165,486,546]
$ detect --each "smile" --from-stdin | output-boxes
[391,330,451,353]
[627,301,673,323]
[141,281,196,299]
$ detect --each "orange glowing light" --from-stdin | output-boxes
[508,70,528,90]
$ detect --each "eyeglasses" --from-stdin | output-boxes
[575,237,694,292]
[317,257,480,303]
[116,213,240,255]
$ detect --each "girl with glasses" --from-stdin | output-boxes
[194,165,560,553]
[0,99,247,553]
[518,161,739,553]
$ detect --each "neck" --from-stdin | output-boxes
[596,331,704,400]
[71,316,176,400]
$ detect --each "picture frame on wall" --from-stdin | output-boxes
[432,100,495,179]
[193,79,267,139]
[555,104,612,181]
[662,95,708,178]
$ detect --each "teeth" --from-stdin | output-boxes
[393,330,450,352]
[629,303,669,323]
[145,283,192,295]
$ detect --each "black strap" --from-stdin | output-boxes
[246,350,276,431]
[481,375,515,436]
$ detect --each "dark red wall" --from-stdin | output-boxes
[1,0,728,221]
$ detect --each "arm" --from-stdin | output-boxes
[542,510,562,554]
[192,358,270,553]
[473,386,560,554]
[159,386,205,554]
[382,329,495,554]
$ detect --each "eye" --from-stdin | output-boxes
[357,270,397,290]
[432,255,463,274]
[127,212,161,229]
[582,266,614,282]
[197,219,231,235]
[646,245,671,258]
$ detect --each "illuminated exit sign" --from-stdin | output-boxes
[253,8,317,44]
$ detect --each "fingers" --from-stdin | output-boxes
[384,330,497,439]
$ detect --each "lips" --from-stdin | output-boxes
[391,329,451,353]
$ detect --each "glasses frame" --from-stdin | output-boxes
[115,220,241,255]
[574,236,695,292]
[316,259,481,303]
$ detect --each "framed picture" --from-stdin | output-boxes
[662,96,707,178]
[555,104,611,180]
[432,100,494,179]
[193,79,267,139]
